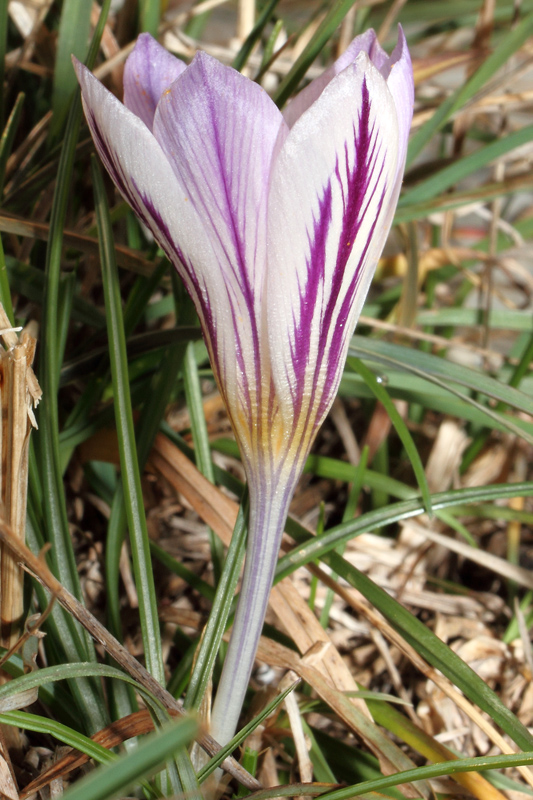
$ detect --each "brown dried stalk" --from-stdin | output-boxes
[0,304,41,650]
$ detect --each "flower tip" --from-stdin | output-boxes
[71,55,86,83]
[137,31,158,45]
[395,24,409,54]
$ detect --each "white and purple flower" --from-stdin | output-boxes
[74,29,413,747]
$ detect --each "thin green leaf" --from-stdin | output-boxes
[92,156,164,686]
[0,236,14,323]
[232,0,280,72]
[0,92,24,198]
[184,492,249,711]
[319,753,533,800]
[277,482,533,578]
[273,0,358,107]
[396,172,533,222]
[0,0,7,131]
[197,681,299,781]
[349,336,533,442]
[401,124,533,207]
[347,357,432,514]
[61,718,197,800]
[416,307,533,331]
[0,710,116,765]
[37,0,112,733]
[276,493,533,754]
[183,341,224,579]
[139,0,160,36]
[49,0,92,141]
[0,662,163,712]
[406,10,533,166]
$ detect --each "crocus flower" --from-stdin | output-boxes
[74,29,413,748]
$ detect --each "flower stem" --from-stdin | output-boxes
[210,476,293,747]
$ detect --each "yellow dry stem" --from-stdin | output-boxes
[0,304,41,650]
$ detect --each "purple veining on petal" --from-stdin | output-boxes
[134,181,260,440]
[315,90,387,419]
[84,105,158,236]
[152,52,284,448]
[288,79,388,438]
[85,93,254,422]
[287,183,332,421]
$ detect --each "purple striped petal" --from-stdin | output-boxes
[123,33,186,130]
[75,58,256,440]
[283,27,412,132]
[152,52,288,460]
[383,27,414,179]
[283,29,379,128]
[267,54,401,457]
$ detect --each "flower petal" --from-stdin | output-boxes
[123,33,186,130]
[153,52,286,309]
[152,52,288,457]
[283,29,379,127]
[267,55,401,454]
[75,59,249,429]
[384,27,414,175]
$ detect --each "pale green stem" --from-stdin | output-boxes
[210,473,294,747]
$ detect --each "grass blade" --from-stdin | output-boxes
[273,0,358,107]
[347,357,432,514]
[61,718,197,800]
[406,11,533,166]
[91,156,164,685]
[49,0,92,141]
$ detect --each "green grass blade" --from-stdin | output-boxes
[347,357,432,514]
[401,124,533,208]
[231,752,533,800]
[49,0,92,142]
[197,681,298,781]
[0,0,7,131]
[349,337,533,417]
[92,156,164,686]
[406,11,533,166]
[0,710,116,765]
[395,173,533,223]
[61,718,197,800]
[276,509,533,753]
[36,1,112,734]
[277,482,533,577]
[184,493,249,711]
[138,0,160,36]
[183,341,224,579]
[0,236,14,322]
[319,752,533,800]
[106,340,187,640]
[0,661,161,709]
[232,0,280,72]
[347,337,533,445]
[273,0,358,107]
[105,338,187,723]
[38,0,112,595]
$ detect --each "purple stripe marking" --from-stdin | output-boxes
[86,105,250,421]
[290,79,388,438]
[196,61,263,442]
